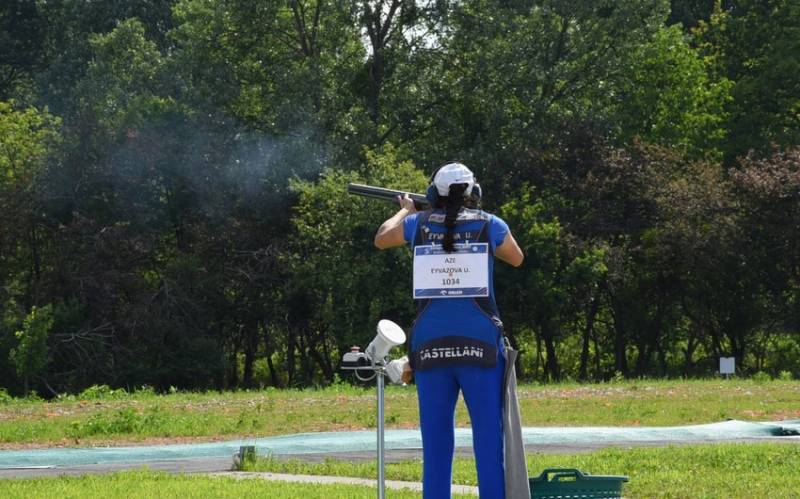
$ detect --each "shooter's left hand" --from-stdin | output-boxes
[396,194,417,213]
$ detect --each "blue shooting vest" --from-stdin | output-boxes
[409,208,504,370]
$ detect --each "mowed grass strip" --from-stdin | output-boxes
[1,379,798,447]
[243,442,800,499]
[0,386,406,447]
[516,379,800,426]
[0,470,476,499]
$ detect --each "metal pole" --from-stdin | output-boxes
[377,365,385,499]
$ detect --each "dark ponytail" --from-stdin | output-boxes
[442,183,468,252]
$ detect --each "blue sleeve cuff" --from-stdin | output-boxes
[490,215,510,251]
[403,213,419,242]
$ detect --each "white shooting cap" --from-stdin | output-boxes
[434,162,475,196]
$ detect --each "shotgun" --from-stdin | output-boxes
[347,183,430,209]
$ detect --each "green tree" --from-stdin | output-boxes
[0,102,60,188]
[614,25,732,159]
[500,191,608,381]
[0,0,46,100]
[639,153,749,370]
[287,146,427,384]
[9,304,53,395]
[399,0,679,194]
[171,0,363,135]
[668,0,718,29]
[695,0,800,160]
[730,148,800,367]
[0,101,60,309]
[77,18,165,131]
[34,0,177,116]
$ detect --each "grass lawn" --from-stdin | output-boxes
[0,470,476,498]
[1,379,798,447]
[242,442,800,498]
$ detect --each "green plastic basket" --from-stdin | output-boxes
[530,468,629,499]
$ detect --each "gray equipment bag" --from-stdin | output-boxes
[503,339,530,499]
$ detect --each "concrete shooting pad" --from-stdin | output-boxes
[0,419,798,478]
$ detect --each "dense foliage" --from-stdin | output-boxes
[0,0,797,394]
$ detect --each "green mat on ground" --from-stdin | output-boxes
[0,419,797,469]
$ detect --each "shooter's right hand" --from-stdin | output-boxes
[401,362,413,384]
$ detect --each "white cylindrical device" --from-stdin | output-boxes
[385,356,409,385]
[366,319,406,362]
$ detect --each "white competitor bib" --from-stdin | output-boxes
[413,243,489,299]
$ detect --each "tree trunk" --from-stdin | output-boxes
[727,327,746,363]
[611,306,629,377]
[243,339,255,388]
[535,332,543,381]
[657,344,667,376]
[263,325,280,388]
[227,343,238,389]
[368,51,384,123]
[242,323,258,388]
[578,298,599,381]
[266,354,279,388]
[298,328,312,385]
[709,326,722,359]
[311,347,334,382]
[635,340,650,377]
[684,327,698,372]
[579,323,590,381]
[593,326,601,378]
[39,375,58,397]
[649,309,666,376]
[287,327,297,386]
[317,331,334,382]
[30,223,41,303]
[542,325,560,381]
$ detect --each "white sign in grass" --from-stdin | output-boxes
[719,357,735,375]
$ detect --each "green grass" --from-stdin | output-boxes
[1,379,798,447]
[1,381,798,497]
[243,442,800,498]
[0,469,475,498]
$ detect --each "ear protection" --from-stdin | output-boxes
[467,182,482,208]
[425,168,441,207]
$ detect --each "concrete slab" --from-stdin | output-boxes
[211,471,480,496]
[0,457,233,479]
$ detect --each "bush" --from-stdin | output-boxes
[134,385,157,396]
[68,405,172,438]
[79,384,128,400]
[24,390,42,402]
[752,371,772,383]
[69,408,140,437]
[778,370,794,381]
[10,305,53,396]
[0,388,12,404]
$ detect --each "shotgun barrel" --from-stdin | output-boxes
[347,183,429,209]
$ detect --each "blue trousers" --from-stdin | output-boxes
[416,358,506,499]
